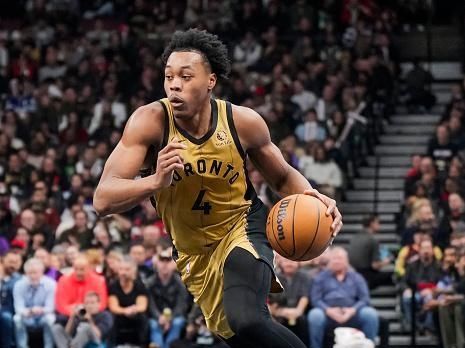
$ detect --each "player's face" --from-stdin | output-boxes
[164,51,216,119]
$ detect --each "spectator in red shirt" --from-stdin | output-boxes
[55,255,107,324]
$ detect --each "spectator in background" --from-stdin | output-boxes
[55,255,107,323]
[348,214,393,289]
[149,248,189,348]
[308,247,379,348]
[291,80,317,114]
[232,31,262,71]
[58,210,93,250]
[401,239,442,332]
[52,291,113,348]
[109,256,149,347]
[436,252,465,348]
[439,193,465,245]
[129,242,154,286]
[269,255,310,345]
[13,258,56,348]
[0,251,21,348]
[298,143,343,199]
[34,248,62,281]
[395,232,442,279]
[428,125,457,175]
[405,58,435,113]
[294,109,327,143]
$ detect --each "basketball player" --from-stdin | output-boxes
[94,29,342,348]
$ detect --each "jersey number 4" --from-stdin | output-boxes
[192,190,212,215]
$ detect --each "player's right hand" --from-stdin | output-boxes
[153,138,186,189]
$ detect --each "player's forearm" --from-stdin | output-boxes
[275,166,312,197]
[94,176,157,216]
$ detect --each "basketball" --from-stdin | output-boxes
[266,194,334,261]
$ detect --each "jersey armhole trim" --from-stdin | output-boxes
[225,101,246,160]
[158,100,170,148]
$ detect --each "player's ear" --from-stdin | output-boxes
[208,73,217,92]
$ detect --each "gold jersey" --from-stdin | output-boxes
[153,98,256,254]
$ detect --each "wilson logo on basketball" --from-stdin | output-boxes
[276,199,290,240]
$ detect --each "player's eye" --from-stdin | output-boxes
[165,75,173,80]
[182,75,192,80]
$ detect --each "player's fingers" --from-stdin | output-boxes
[164,162,184,173]
[161,156,183,170]
[158,150,184,163]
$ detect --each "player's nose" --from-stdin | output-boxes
[170,77,182,91]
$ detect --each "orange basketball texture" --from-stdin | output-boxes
[266,194,334,261]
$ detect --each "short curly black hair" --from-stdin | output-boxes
[162,29,231,80]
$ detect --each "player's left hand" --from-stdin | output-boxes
[303,189,343,237]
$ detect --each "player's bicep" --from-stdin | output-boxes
[100,107,162,182]
[100,140,148,181]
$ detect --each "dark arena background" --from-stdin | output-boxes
[0,1,465,348]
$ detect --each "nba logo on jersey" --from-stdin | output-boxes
[215,130,232,147]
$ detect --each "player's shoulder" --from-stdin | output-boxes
[123,101,166,145]
[226,102,270,149]
[228,102,263,124]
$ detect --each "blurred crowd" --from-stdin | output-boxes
[0,0,463,347]
[391,75,465,348]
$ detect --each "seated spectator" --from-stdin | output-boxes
[401,199,443,247]
[436,251,465,348]
[103,249,124,285]
[401,239,442,332]
[294,109,327,143]
[58,210,93,250]
[439,193,465,245]
[298,144,343,199]
[348,214,393,289]
[52,291,113,348]
[34,248,62,281]
[269,255,309,344]
[148,248,189,348]
[13,258,56,348]
[308,247,379,348]
[55,255,107,322]
[109,256,149,346]
[129,242,154,286]
[0,251,22,348]
[395,232,442,278]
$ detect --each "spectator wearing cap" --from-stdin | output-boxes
[348,215,393,289]
[0,251,22,348]
[148,248,189,348]
[55,255,107,323]
[308,247,379,348]
[13,258,56,348]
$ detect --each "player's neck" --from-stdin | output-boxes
[175,99,212,138]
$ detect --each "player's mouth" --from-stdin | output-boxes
[169,95,184,109]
